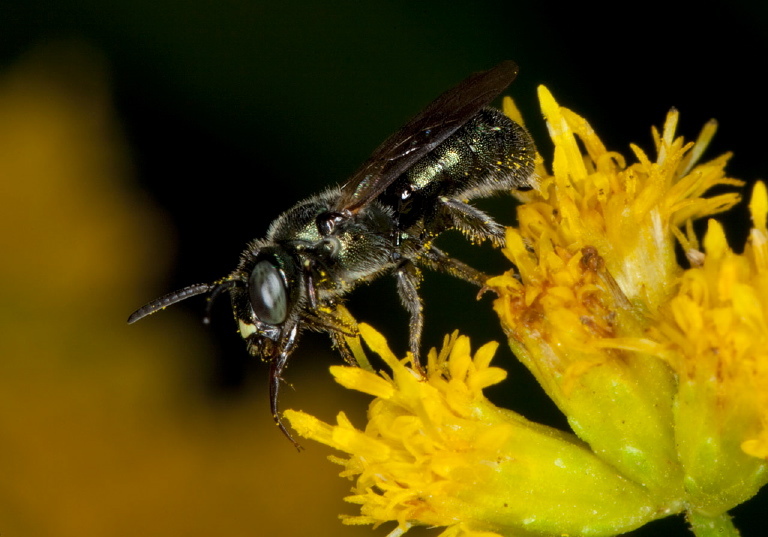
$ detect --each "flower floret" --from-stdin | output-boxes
[286,324,664,537]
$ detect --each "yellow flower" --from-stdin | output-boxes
[490,86,767,529]
[491,86,742,500]
[650,181,768,514]
[286,324,664,537]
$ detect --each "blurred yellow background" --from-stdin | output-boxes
[0,45,377,537]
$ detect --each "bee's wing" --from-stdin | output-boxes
[334,60,520,214]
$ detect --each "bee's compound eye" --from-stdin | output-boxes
[249,260,288,325]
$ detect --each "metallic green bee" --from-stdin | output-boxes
[129,61,536,447]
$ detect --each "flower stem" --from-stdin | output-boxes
[687,510,740,537]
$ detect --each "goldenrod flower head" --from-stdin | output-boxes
[286,324,663,537]
[650,181,768,513]
[490,86,767,522]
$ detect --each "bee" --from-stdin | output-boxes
[129,60,536,447]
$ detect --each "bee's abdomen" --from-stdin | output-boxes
[380,108,536,231]
[405,107,536,200]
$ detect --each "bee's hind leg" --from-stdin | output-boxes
[394,260,426,375]
[420,245,489,287]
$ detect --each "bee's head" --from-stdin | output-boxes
[128,244,303,353]
[228,245,304,358]
[127,245,305,449]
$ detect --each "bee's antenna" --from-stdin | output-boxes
[127,283,214,324]
[202,279,241,325]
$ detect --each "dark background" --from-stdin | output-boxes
[1,1,766,535]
